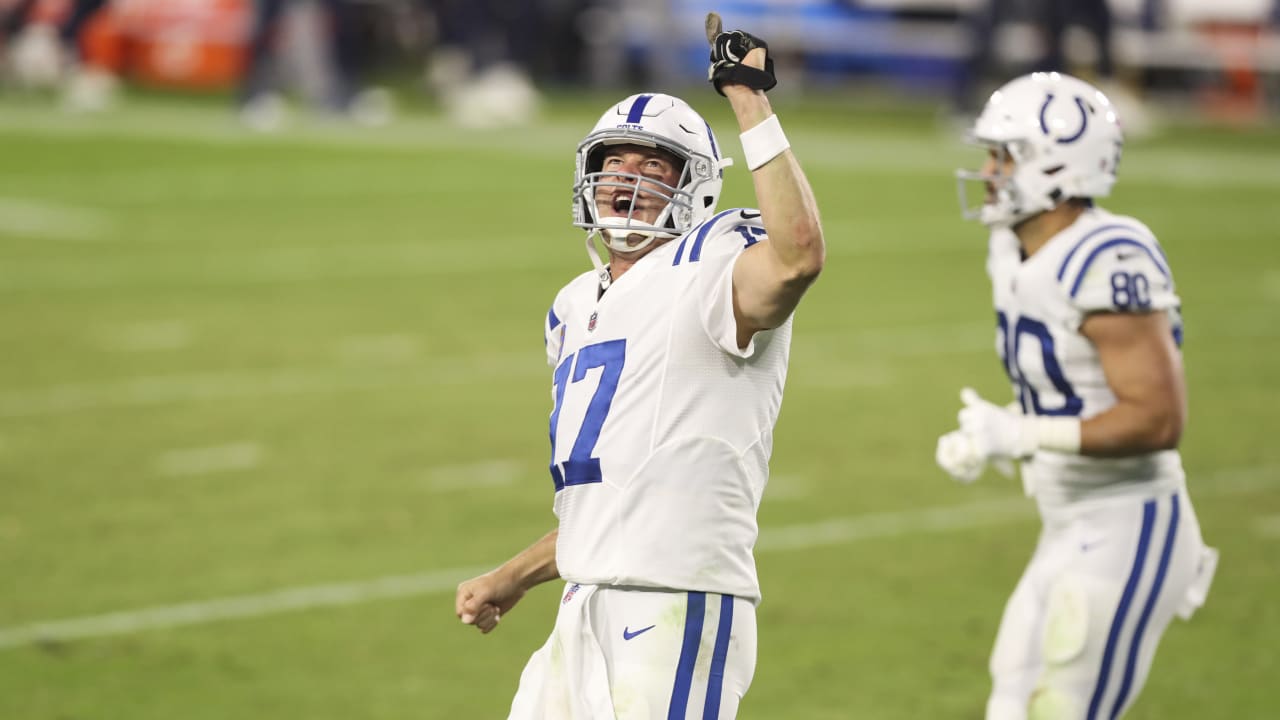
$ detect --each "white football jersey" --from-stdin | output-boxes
[542,208,789,603]
[988,207,1186,504]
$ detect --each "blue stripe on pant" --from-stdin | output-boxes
[703,594,736,719]
[1109,494,1180,719]
[667,592,736,720]
[1086,493,1180,720]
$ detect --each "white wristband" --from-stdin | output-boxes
[739,114,790,171]
[1033,417,1082,454]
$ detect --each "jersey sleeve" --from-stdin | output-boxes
[1055,224,1179,318]
[685,208,771,358]
[544,292,568,367]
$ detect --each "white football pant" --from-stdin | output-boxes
[986,490,1218,720]
[509,583,756,720]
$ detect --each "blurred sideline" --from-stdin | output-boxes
[2,0,1279,130]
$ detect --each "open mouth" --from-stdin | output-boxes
[611,193,635,214]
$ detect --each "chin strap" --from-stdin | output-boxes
[585,222,677,291]
[597,217,664,253]
[585,230,613,290]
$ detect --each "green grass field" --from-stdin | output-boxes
[1,90,1278,719]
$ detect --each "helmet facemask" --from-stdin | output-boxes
[572,93,729,288]
[955,72,1124,229]
[956,138,1061,228]
[576,141,695,255]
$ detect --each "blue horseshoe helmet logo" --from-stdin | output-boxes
[1039,93,1089,144]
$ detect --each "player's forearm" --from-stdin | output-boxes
[725,90,825,281]
[499,529,561,591]
[1080,400,1184,457]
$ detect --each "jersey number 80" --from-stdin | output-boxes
[996,311,1083,417]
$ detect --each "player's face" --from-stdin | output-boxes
[981,146,1016,204]
[594,144,683,225]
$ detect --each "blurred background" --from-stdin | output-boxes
[1,1,1278,719]
[3,0,1280,126]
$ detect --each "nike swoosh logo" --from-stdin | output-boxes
[1116,251,1136,261]
[1081,540,1106,553]
[740,210,761,219]
[622,624,656,640]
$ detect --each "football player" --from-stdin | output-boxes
[454,16,824,720]
[936,72,1219,719]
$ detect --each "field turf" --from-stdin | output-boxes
[1,90,1277,718]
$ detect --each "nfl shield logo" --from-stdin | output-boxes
[588,311,598,332]
[562,583,581,605]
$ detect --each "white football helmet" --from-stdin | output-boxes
[573,93,731,286]
[957,72,1124,228]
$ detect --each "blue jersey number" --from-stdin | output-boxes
[1110,271,1152,309]
[734,226,767,248]
[996,311,1083,417]
[549,339,627,491]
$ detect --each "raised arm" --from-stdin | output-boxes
[707,18,826,348]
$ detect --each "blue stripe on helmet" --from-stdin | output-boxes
[626,94,654,124]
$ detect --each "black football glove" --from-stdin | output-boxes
[707,29,776,97]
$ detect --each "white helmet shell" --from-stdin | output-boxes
[573,93,728,252]
[957,72,1124,227]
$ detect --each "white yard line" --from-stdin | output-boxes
[0,355,541,418]
[0,498,1026,650]
[3,321,984,419]
[1264,270,1280,303]
[1257,515,1280,538]
[0,463,1271,651]
[427,460,523,492]
[95,322,191,352]
[154,443,263,477]
[335,334,422,364]
[3,316,1273,419]
[0,566,493,651]
[1,103,1278,188]
[0,246,567,292]
[756,496,1031,551]
[0,196,109,240]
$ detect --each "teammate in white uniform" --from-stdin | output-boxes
[455,17,825,720]
[936,72,1219,719]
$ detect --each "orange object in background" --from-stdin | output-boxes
[1196,21,1266,124]
[117,0,251,90]
[79,6,126,73]
[53,0,251,90]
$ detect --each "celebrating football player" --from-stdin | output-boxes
[455,13,824,719]
[937,72,1219,720]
